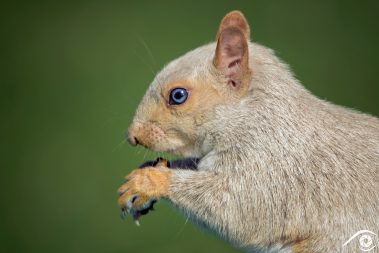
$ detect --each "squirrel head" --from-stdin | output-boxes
[128,11,253,157]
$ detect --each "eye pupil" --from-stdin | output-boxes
[174,91,183,100]
[169,88,188,105]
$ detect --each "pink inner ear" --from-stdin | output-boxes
[216,27,246,69]
[220,29,245,66]
[228,59,241,68]
[213,11,251,90]
[218,11,251,40]
[213,26,249,89]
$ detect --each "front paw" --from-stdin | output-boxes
[117,160,171,222]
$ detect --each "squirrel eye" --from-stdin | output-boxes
[169,88,188,105]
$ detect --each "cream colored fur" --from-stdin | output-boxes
[128,11,379,253]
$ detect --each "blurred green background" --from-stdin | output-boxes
[1,1,378,253]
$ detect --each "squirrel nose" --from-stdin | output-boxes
[127,136,139,146]
[127,122,143,146]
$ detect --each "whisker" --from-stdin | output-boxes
[112,139,127,153]
[136,147,142,155]
[143,149,149,160]
[173,215,190,239]
[132,50,156,78]
[138,37,157,69]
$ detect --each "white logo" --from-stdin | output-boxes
[343,230,378,252]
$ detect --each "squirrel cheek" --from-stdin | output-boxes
[149,130,164,143]
[194,113,207,125]
[144,124,168,148]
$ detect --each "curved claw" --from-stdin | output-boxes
[118,157,171,224]
[153,157,171,167]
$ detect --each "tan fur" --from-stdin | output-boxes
[118,166,171,209]
[120,10,379,253]
[290,238,314,253]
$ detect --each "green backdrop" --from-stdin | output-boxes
[1,1,378,253]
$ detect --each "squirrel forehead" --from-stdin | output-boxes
[149,43,216,92]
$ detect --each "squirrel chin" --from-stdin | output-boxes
[166,146,208,160]
[165,145,190,157]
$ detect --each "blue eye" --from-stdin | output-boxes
[169,88,188,105]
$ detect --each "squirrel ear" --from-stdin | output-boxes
[213,11,251,89]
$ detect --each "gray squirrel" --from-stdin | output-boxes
[118,11,379,253]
